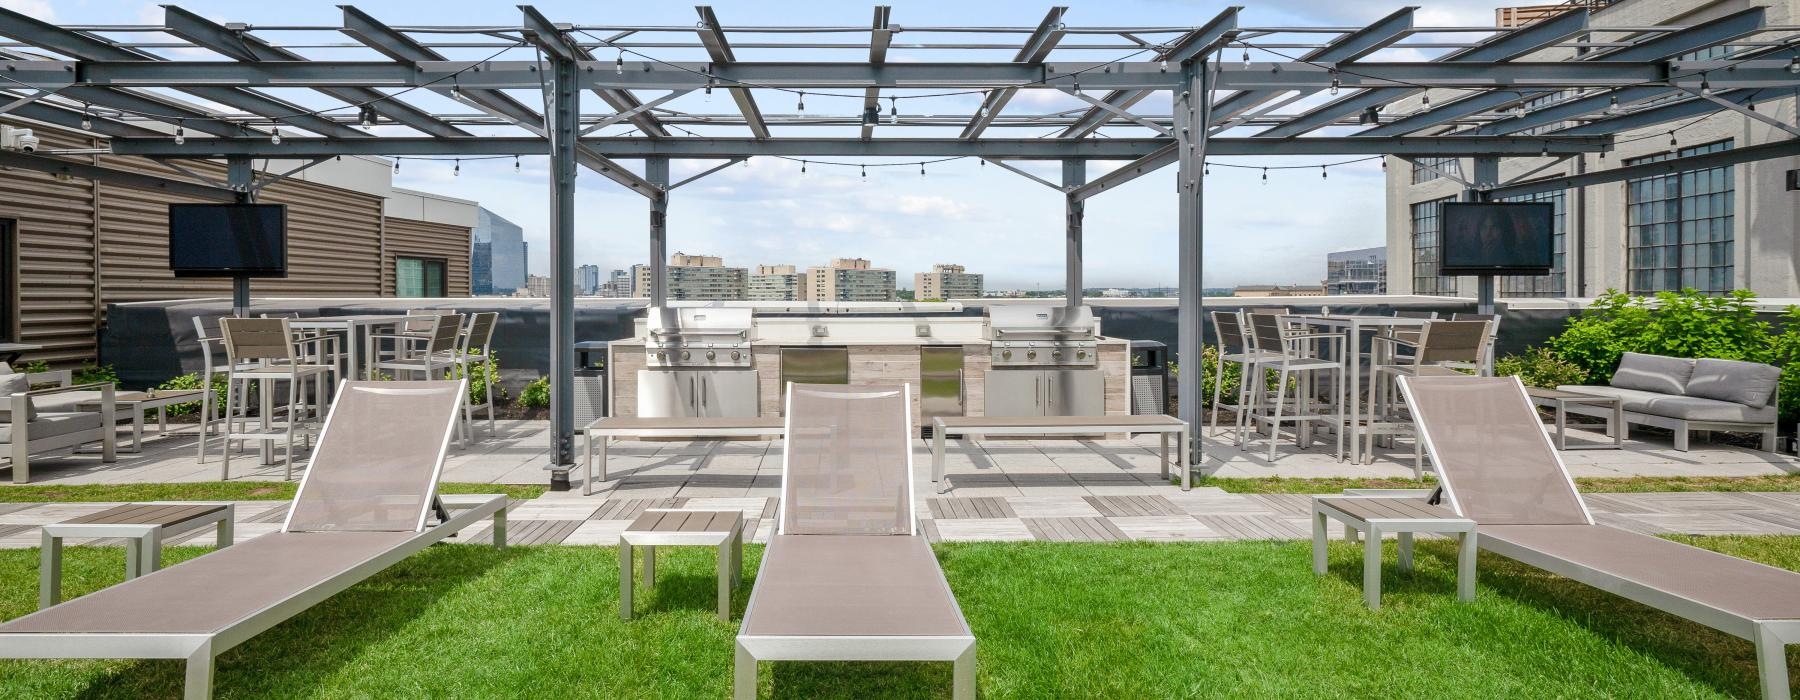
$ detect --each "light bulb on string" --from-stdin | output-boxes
[393,158,401,173]
[1241,48,1251,68]
[80,104,91,131]
[1421,93,1430,108]
[1669,131,1678,148]
[860,165,866,180]
[1261,167,1268,184]
[920,162,926,177]
[270,126,281,145]
[1321,166,1327,179]
[1328,71,1339,96]
[514,155,520,173]
[800,160,807,174]
[615,49,624,74]
[797,92,805,113]
[1789,56,1800,74]
[449,77,461,102]
[1203,162,1210,176]
[453,159,460,177]
[174,122,185,145]
[1699,75,1712,97]
[1606,95,1620,114]
[889,97,898,125]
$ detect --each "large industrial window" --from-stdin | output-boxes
[1497,189,1567,297]
[1411,157,1461,184]
[1410,197,1458,296]
[396,256,447,298]
[1625,140,1734,295]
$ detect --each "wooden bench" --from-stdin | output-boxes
[930,415,1190,492]
[582,416,784,495]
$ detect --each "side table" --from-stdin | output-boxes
[40,502,234,608]
[1312,496,1475,610]
[619,509,745,622]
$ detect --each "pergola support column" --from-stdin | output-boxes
[647,157,670,306]
[1063,160,1085,307]
[227,157,253,317]
[1466,156,1500,315]
[1174,59,1209,468]
[546,56,580,489]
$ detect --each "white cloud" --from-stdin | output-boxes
[0,0,52,22]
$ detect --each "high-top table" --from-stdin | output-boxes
[287,314,412,382]
[1290,315,1430,464]
[931,414,1191,492]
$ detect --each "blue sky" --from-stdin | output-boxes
[23,0,1504,289]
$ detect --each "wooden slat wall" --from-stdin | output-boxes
[0,128,100,365]
[95,166,386,304]
[382,216,472,297]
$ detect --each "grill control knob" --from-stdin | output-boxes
[1052,350,1063,360]
[731,351,741,361]
[1002,350,1012,360]
[1077,351,1088,360]
[706,351,716,360]
[1027,350,1038,360]
[681,351,691,360]
[656,352,667,362]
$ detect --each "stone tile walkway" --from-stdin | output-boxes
[3,489,1798,548]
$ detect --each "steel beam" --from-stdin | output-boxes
[647,156,669,306]
[1211,7,1414,122]
[546,54,579,487]
[1492,137,1800,199]
[1174,59,1208,469]
[1358,8,1767,138]
[162,6,468,139]
[962,6,1066,140]
[862,5,893,141]
[520,5,668,138]
[0,150,235,201]
[696,6,770,139]
[1063,159,1084,309]
[0,92,162,138]
[1256,8,1589,139]
[1067,144,1177,202]
[1551,89,1763,136]
[1060,6,1238,139]
[107,135,1611,158]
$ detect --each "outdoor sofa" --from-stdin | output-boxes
[1399,375,1800,699]
[735,383,976,699]
[0,379,507,699]
[0,361,115,484]
[1557,351,1779,452]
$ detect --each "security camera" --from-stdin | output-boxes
[0,126,39,153]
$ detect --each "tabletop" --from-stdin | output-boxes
[289,314,412,325]
[1525,386,1620,402]
[1292,315,1431,329]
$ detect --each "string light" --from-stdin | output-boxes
[1790,56,1800,74]
[800,160,807,174]
[889,97,898,125]
[1669,131,1678,148]
[797,91,805,112]
[514,155,520,173]
[449,76,461,101]
[1605,95,1620,114]
[615,49,624,74]
[920,162,926,177]
[1420,93,1430,108]
[1320,165,1327,179]
[1261,167,1268,184]
[80,104,92,131]
[1204,162,1210,176]
[270,125,281,145]
[359,104,377,127]
[1241,48,1251,68]
[453,159,461,176]
[1072,79,1081,96]
[1327,71,1339,96]
[394,158,400,173]
[860,164,866,180]
[174,122,185,145]
[1699,75,1712,97]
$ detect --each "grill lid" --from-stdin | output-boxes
[986,305,1096,342]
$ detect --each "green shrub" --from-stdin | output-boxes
[517,376,550,409]
[1494,347,1589,389]
[448,352,506,406]
[1550,288,1774,382]
[19,360,48,374]
[73,363,119,386]
[154,371,229,417]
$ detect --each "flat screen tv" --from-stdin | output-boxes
[168,203,288,277]
[1439,201,1554,275]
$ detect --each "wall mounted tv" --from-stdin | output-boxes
[1438,201,1554,276]
[168,203,288,278]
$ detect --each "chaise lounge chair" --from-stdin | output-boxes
[1398,375,1800,699]
[0,380,508,699]
[735,383,975,699]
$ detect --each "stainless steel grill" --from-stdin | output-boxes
[644,307,753,368]
[986,305,1097,367]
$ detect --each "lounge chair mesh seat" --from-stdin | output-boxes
[0,380,507,699]
[736,383,975,699]
[1400,375,1800,699]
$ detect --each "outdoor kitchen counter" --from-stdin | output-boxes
[606,338,1130,424]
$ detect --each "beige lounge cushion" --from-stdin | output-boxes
[0,373,33,423]
[1558,385,1776,424]
[0,412,102,444]
[1608,352,1694,395]
[1685,358,1779,408]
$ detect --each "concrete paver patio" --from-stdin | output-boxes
[1,420,1795,545]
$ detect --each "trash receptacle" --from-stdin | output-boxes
[574,341,608,425]
[1129,339,1169,415]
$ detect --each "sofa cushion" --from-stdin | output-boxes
[1685,358,1780,408]
[0,373,33,422]
[1609,352,1695,395]
[0,411,103,444]
[1558,385,1777,424]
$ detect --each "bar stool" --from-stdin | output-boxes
[1366,319,1492,477]
[1244,313,1345,461]
[218,318,331,481]
[262,312,341,401]
[1207,311,1276,439]
[455,312,498,443]
[1447,312,1501,376]
[192,315,239,464]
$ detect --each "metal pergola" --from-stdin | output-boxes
[3,5,1798,488]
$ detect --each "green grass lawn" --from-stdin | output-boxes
[1,536,1797,698]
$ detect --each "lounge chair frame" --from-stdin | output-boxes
[0,380,507,699]
[1399,375,1800,700]
[734,382,976,700]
